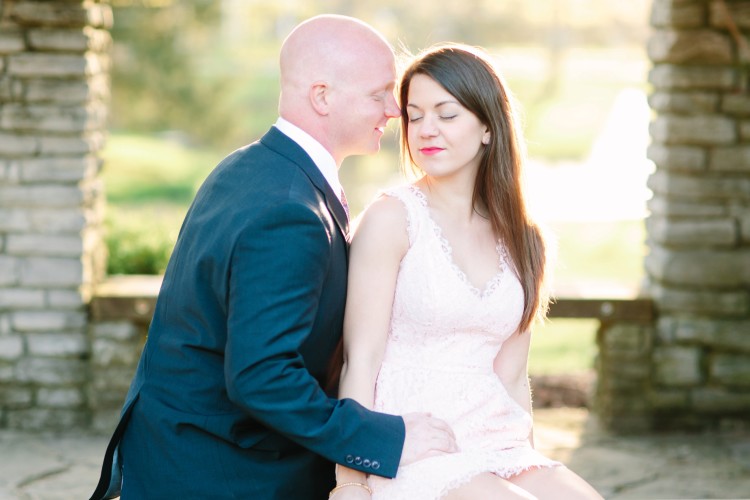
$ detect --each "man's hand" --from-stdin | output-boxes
[400,412,458,466]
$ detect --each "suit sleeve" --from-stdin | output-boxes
[224,199,404,478]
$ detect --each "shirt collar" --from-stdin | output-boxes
[274,117,342,200]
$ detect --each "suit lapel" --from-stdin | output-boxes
[259,127,350,239]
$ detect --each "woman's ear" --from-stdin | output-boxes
[309,81,330,115]
[482,130,491,145]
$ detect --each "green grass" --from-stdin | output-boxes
[102,133,222,204]
[529,319,598,375]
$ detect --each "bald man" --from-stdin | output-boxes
[89,15,456,500]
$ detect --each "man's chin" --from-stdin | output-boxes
[351,142,382,157]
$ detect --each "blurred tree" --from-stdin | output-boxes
[109,0,226,145]
[107,0,649,149]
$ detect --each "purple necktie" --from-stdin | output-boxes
[341,189,350,219]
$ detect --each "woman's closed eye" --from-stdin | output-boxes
[408,114,456,123]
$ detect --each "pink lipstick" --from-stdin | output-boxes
[420,147,444,156]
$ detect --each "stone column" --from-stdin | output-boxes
[646,0,750,429]
[596,321,655,432]
[0,0,112,430]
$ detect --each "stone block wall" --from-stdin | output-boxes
[645,0,750,429]
[88,275,157,433]
[0,0,111,430]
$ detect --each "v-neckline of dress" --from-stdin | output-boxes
[408,185,507,299]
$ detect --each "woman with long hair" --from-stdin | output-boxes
[331,44,601,499]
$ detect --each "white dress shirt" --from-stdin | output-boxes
[273,117,344,203]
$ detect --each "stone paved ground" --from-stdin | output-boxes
[534,409,750,499]
[0,408,748,499]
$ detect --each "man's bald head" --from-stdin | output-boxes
[279,15,392,92]
[276,15,398,165]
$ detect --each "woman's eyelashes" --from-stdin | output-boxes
[407,114,458,123]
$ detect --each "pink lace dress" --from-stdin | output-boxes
[368,185,560,499]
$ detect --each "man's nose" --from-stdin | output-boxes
[385,95,400,118]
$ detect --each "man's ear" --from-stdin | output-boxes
[309,81,330,115]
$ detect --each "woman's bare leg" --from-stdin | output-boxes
[508,465,603,500]
[442,472,537,500]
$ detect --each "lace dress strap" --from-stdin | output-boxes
[379,185,426,246]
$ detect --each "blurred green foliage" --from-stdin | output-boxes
[105,207,177,275]
[109,1,228,144]
[108,0,649,151]
[101,134,221,274]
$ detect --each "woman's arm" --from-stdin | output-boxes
[493,327,535,447]
[335,195,410,487]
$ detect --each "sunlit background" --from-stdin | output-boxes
[102,0,654,376]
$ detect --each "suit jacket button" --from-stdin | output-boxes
[371,461,380,470]
[363,459,371,467]
[354,456,362,465]
[345,455,354,464]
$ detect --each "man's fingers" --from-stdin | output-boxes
[422,418,457,447]
[400,412,459,467]
[435,434,459,453]
[427,417,456,440]
[420,443,459,460]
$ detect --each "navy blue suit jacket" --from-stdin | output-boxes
[91,127,405,499]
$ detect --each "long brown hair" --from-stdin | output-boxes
[399,43,549,333]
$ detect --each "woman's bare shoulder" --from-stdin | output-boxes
[351,191,410,254]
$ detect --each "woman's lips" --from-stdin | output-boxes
[420,147,444,156]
